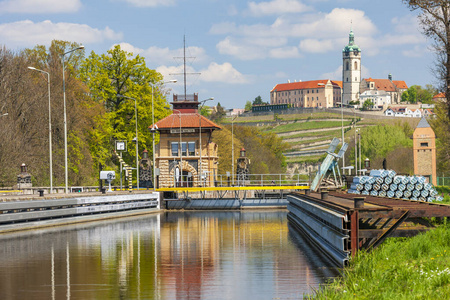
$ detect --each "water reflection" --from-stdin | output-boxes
[0,211,338,299]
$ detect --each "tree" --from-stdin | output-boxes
[253,95,265,105]
[245,101,252,111]
[403,1,450,116]
[199,105,210,116]
[0,40,96,186]
[401,89,410,103]
[361,99,374,111]
[80,45,170,173]
[209,102,226,122]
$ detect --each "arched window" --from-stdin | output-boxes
[354,61,358,70]
[346,61,349,70]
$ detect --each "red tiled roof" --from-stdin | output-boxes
[364,78,408,91]
[271,79,341,92]
[433,92,445,99]
[393,80,408,89]
[151,113,221,130]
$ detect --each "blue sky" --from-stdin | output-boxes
[0,0,435,108]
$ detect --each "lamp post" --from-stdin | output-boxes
[172,109,182,187]
[28,66,53,194]
[231,115,238,185]
[62,45,84,194]
[118,95,140,190]
[150,80,177,190]
[198,97,214,186]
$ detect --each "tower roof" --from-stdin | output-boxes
[343,29,361,53]
[417,117,431,128]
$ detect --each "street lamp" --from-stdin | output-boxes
[231,115,238,185]
[118,95,140,190]
[173,109,182,187]
[198,97,214,186]
[28,66,53,194]
[62,45,84,193]
[150,79,177,190]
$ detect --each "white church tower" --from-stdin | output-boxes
[342,29,361,105]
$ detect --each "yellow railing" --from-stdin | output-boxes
[156,186,310,192]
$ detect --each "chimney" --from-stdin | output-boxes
[388,73,393,81]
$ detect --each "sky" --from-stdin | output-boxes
[0,0,436,109]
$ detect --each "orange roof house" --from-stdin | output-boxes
[150,93,221,188]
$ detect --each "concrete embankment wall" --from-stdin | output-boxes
[0,192,160,233]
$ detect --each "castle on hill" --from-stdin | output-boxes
[270,29,408,108]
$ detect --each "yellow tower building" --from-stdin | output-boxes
[413,117,437,185]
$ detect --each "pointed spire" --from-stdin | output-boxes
[417,117,431,128]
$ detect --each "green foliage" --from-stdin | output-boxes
[361,99,374,110]
[361,124,413,159]
[313,225,450,299]
[245,100,252,111]
[268,120,353,134]
[212,125,290,175]
[80,45,169,172]
[210,102,226,122]
[402,85,437,104]
[253,95,266,105]
[429,103,450,174]
[199,105,210,116]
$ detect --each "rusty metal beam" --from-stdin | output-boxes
[350,210,359,256]
[368,211,410,251]
[360,228,428,239]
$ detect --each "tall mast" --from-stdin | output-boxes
[184,35,187,99]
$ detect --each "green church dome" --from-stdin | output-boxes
[342,29,361,53]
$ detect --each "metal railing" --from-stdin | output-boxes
[214,173,310,187]
[437,177,450,187]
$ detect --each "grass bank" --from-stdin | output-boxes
[312,224,450,299]
[267,120,353,134]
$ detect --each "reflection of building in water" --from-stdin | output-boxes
[158,212,323,297]
[159,212,219,298]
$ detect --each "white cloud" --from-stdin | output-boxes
[299,39,334,53]
[247,0,311,16]
[321,65,342,81]
[0,20,122,48]
[200,62,249,84]
[117,0,176,7]
[269,47,301,58]
[0,0,81,13]
[213,8,378,59]
[114,43,209,66]
[157,62,248,84]
[217,37,267,60]
[320,64,370,81]
[402,45,430,58]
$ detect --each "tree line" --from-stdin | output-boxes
[0,41,172,187]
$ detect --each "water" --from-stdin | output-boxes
[0,211,339,299]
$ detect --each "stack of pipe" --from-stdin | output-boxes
[348,169,443,202]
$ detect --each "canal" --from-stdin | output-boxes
[0,210,339,299]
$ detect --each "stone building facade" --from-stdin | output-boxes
[270,79,342,108]
[152,94,221,188]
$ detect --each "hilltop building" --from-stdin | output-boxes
[270,79,342,108]
[360,75,408,105]
[342,29,362,105]
[269,29,408,109]
[152,93,221,188]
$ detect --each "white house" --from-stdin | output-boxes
[359,90,391,108]
[405,108,422,118]
[384,107,406,117]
